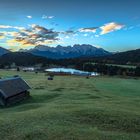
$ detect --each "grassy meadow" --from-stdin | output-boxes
[0,70,140,140]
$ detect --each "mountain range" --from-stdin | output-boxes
[0,45,140,66]
[0,47,10,56]
[20,44,111,59]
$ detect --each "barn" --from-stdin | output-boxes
[0,77,31,106]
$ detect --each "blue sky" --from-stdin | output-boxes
[0,0,140,51]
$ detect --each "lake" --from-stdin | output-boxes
[45,68,98,76]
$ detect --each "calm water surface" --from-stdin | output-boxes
[45,68,99,76]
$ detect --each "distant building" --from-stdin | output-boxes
[0,77,30,106]
[22,67,35,72]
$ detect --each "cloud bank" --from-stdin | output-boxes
[0,24,59,49]
[0,21,126,50]
[10,24,59,46]
[78,22,125,36]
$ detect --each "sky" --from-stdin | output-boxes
[0,0,140,52]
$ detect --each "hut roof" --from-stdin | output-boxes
[0,77,30,98]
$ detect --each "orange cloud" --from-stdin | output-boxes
[0,36,5,39]
[100,22,125,35]
[4,24,59,50]
[7,39,34,49]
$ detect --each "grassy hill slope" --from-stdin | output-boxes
[0,70,140,140]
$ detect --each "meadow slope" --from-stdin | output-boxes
[0,70,140,140]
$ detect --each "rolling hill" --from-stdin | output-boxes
[95,48,140,64]
[0,52,50,66]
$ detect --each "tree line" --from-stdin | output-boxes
[76,63,140,77]
[0,52,140,77]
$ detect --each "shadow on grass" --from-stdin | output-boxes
[51,88,65,92]
[23,93,62,104]
[0,93,61,109]
[34,86,45,90]
[10,103,43,112]
[68,93,102,100]
[80,93,101,99]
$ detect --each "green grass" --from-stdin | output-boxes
[0,70,140,140]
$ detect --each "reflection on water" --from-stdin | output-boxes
[45,68,99,76]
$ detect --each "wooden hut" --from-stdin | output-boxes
[0,77,30,106]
